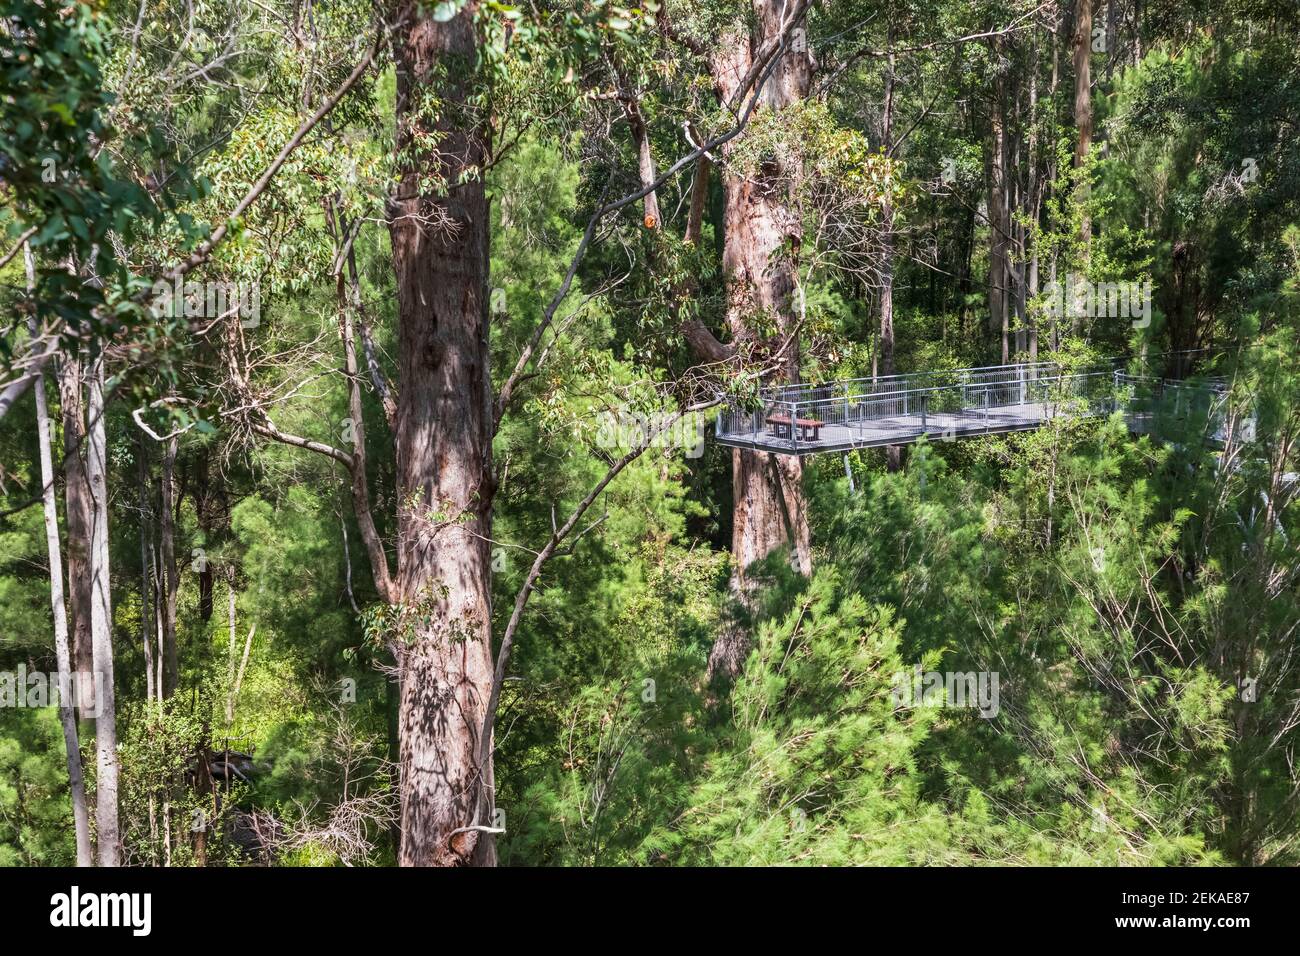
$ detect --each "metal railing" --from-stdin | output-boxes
[1115,372,1248,444]
[714,354,1248,455]
[719,366,1116,453]
[768,361,1065,407]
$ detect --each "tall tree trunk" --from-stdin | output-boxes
[57,354,96,718]
[1027,36,1040,361]
[1010,65,1027,356]
[626,101,662,229]
[160,434,179,698]
[27,245,94,866]
[1104,0,1119,78]
[1132,0,1142,63]
[389,2,497,867]
[880,40,903,473]
[957,202,975,333]
[194,450,216,622]
[153,542,164,701]
[706,0,814,684]
[225,567,238,725]
[1073,0,1093,255]
[1049,14,1063,350]
[86,348,120,866]
[137,433,155,702]
[989,39,1010,363]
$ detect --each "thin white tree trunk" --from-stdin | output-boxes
[138,434,155,702]
[226,567,237,722]
[160,435,179,697]
[154,545,164,700]
[86,347,120,866]
[26,243,94,867]
[228,624,255,727]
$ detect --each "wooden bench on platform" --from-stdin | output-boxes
[765,414,825,443]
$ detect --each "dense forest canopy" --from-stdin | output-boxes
[0,0,1298,868]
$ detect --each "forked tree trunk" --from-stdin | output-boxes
[388,2,497,867]
[86,348,120,866]
[706,1,814,683]
[27,245,94,866]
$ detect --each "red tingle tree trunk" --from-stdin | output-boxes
[388,2,498,866]
[707,0,815,683]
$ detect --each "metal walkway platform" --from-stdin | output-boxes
[714,362,1234,456]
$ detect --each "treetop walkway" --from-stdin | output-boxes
[714,358,1235,456]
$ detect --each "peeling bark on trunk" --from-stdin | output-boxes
[626,102,662,229]
[389,2,497,867]
[57,354,96,717]
[706,2,813,684]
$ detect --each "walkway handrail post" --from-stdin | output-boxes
[921,393,928,433]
